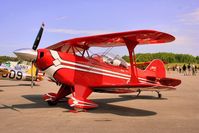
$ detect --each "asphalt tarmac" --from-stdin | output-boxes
[0,72,199,133]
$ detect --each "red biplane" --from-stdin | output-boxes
[14,24,181,110]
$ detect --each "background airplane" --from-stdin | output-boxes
[0,64,43,82]
[14,24,181,111]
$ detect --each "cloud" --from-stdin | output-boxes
[172,34,194,46]
[47,28,113,35]
[179,8,199,25]
[55,16,68,21]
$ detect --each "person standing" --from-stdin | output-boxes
[182,64,187,76]
[192,65,196,76]
[187,63,191,75]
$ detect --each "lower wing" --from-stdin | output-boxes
[93,80,178,94]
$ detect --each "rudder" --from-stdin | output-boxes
[145,59,166,78]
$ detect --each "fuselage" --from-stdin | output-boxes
[35,49,153,88]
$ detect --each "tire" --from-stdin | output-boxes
[47,100,57,106]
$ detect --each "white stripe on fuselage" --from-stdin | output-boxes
[45,50,149,82]
[50,50,131,78]
[45,64,130,80]
[44,50,130,80]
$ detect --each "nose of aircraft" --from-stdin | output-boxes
[14,48,37,61]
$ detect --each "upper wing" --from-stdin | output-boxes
[46,30,175,53]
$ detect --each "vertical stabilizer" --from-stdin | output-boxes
[145,59,166,78]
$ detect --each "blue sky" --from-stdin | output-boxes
[0,0,199,56]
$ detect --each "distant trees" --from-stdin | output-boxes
[0,56,19,63]
[0,53,199,64]
[122,53,199,63]
[196,56,199,64]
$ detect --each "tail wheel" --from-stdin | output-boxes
[158,93,162,98]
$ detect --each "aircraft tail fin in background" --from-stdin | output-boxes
[26,65,37,77]
[26,66,44,81]
[145,59,166,78]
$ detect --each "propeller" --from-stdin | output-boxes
[32,23,45,50]
[30,23,45,88]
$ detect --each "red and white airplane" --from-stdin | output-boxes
[14,24,181,110]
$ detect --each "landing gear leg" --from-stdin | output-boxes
[68,85,98,111]
[156,91,162,98]
[43,84,72,106]
[136,89,141,97]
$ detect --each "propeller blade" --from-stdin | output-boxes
[32,23,45,50]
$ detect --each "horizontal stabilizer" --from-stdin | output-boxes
[159,78,181,87]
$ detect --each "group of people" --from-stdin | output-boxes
[167,64,198,76]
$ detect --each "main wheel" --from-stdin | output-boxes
[47,100,57,106]
[158,93,162,98]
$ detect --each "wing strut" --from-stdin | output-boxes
[123,37,139,84]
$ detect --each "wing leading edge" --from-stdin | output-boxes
[47,30,175,53]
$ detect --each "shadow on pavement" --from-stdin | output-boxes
[89,95,160,116]
[0,84,39,88]
[0,94,159,117]
[119,95,168,100]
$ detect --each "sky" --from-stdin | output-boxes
[0,0,199,56]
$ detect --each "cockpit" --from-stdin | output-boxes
[91,53,128,69]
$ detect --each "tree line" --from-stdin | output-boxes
[1,53,199,64]
[0,56,19,63]
[122,53,199,64]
